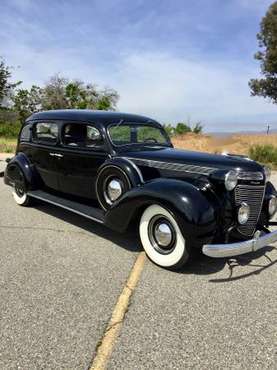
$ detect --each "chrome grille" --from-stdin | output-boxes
[235,185,265,236]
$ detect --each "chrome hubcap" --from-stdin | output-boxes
[154,222,173,247]
[148,215,176,254]
[106,178,122,203]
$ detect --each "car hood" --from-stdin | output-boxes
[119,147,264,174]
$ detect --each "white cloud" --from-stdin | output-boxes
[234,0,273,12]
[111,51,277,130]
[1,1,276,132]
[4,45,277,131]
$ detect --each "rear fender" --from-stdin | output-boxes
[105,178,216,242]
[4,152,40,189]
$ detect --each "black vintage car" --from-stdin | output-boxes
[4,110,277,269]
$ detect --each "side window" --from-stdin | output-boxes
[137,126,167,144]
[109,125,131,145]
[34,122,58,144]
[20,124,32,142]
[62,123,103,148]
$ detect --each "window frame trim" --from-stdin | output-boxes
[107,122,171,148]
[19,123,32,143]
[32,120,60,146]
[60,121,106,151]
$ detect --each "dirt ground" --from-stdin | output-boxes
[172,132,277,155]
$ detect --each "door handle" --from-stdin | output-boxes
[49,152,63,158]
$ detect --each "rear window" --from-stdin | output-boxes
[20,124,32,142]
[34,122,58,144]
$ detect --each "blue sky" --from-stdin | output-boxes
[0,0,276,131]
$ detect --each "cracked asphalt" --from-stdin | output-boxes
[0,159,276,369]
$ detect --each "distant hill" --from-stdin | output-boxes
[209,129,277,137]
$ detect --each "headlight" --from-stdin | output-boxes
[238,202,250,225]
[225,170,238,191]
[264,166,271,182]
[268,196,277,217]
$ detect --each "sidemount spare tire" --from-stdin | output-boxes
[96,165,132,210]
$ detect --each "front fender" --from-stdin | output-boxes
[260,181,277,226]
[4,152,40,189]
[105,178,216,243]
[264,181,277,198]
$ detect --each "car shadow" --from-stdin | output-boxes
[179,245,277,282]
[34,201,142,253]
[32,201,277,279]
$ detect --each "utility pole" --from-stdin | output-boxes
[267,124,270,135]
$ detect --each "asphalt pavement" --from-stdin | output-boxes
[0,159,276,369]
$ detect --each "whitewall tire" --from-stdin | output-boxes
[139,204,190,269]
[12,185,30,206]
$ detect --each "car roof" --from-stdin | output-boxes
[26,109,160,126]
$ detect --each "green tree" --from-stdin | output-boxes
[13,85,42,123]
[163,123,176,137]
[96,87,119,110]
[41,75,68,110]
[192,122,203,134]
[42,75,119,111]
[0,57,21,108]
[175,122,192,135]
[65,81,81,108]
[249,2,277,103]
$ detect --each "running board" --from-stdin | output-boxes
[27,190,105,224]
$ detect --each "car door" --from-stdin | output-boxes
[57,122,108,199]
[30,121,61,190]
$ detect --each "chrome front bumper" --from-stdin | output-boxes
[203,230,277,258]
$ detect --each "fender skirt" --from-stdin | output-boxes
[105,178,216,243]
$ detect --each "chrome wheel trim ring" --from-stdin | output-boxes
[148,215,176,255]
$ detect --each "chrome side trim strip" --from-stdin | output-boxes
[27,192,104,224]
[203,229,277,258]
[125,157,215,175]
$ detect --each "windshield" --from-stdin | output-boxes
[108,123,171,147]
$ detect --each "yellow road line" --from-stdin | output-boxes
[90,251,146,370]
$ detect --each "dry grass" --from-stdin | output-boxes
[172,132,277,156]
[1,132,277,162]
[0,138,17,153]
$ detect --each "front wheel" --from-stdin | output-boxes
[139,204,190,269]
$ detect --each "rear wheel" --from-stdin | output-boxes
[139,204,190,269]
[12,171,30,206]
